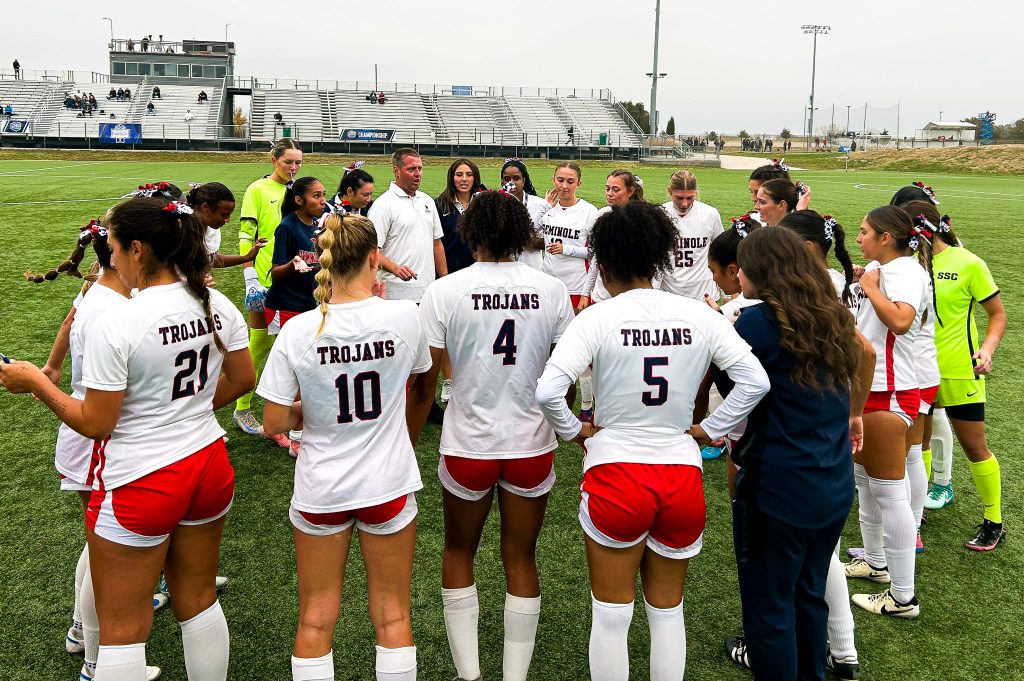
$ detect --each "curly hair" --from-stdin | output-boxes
[778,210,856,307]
[457,191,534,259]
[590,201,675,284]
[107,197,225,354]
[313,213,378,336]
[737,228,860,393]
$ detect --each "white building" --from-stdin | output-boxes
[915,121,976,142]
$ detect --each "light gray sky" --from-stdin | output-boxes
[4,0,1020,136]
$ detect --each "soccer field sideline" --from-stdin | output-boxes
[0,159,1020,680]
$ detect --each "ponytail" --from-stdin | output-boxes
[25,219,109,283]
[282,176,320,218]
[830,219,856,308]
[312,212,379,337]
[185,181,234,211]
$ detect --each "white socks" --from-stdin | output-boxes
[645,598,686,681]
[931,408,955,487]
[180,600,229,680]
[376,645,417,681]
[868,476,917,603]
[292,651,334,681]
[589,596,633,681]
[73,544,88,634]
[96,643,146,681]
[289,429,304,442]
[81,557,100,667]
[580,367,594,411]
[503,594,540,681]
[854,464,885,568]
[906,444,927,528]
[824,549,857,660]
[442,584,480,680]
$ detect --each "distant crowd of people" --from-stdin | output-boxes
[124,34,175,54]
[365,90,388,104]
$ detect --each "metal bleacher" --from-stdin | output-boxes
[0,80,52,131]
[559,97,643,146]
[140,83,218,139]
[43,85,136,137]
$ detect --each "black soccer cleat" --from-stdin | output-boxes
[965,519,1006,551]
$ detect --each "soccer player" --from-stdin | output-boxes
[583,170,646,305]
[722,227,869,681]
[259,212,429,681]
[368,148,448,302]
[747,160,790,212]
[408,191,574,681]
[753,178,800,227]
[234,138,303,440]
[845,206,930,619]
[499,158,549,271]
[185,182,268,272]
[536,200,769,681]
[659,170,724,301]
[327,161,375,216]
[1,197,254,681]
[918,211,1006,549]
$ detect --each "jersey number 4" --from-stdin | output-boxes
[642,357,669,406]
[335,371,382,423]
[171,345,211,400]
[493,319,517,365]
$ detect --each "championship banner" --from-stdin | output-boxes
[340,128,395,142]
[451,85,472,96]
[1,119,30,134]
[99,123,142,144]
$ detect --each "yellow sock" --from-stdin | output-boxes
[969,454,1001,524]
[235,328,274,411]
[922,449,933,482]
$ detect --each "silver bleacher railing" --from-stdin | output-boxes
[232,76,611,101]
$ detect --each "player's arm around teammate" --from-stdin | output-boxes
[259,212,429,681]
[407,192,574,681]
[2,197,254,680]
[536,202,769,681]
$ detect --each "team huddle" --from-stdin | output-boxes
[0,146,1006,681]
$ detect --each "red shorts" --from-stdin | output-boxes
[86,438,234,547]
[264,308,303,335]
[439,452,555,501]
[919,384,939,414]
[579,462,705,559]
[570,295,585,309]
[865,389,920,427]
[290,493,417,536]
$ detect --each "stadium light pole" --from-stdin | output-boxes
[801,24,830,150]
[102,17,113,45]
[845,104,851,134]
[646,0,666,136]
[225,23,232,44]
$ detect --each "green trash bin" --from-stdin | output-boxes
[283,126,292,138]
[599,132,608,145]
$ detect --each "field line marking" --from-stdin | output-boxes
[0,162,105,176]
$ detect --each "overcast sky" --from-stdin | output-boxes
[4,0,1020,136]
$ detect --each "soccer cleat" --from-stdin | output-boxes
[439,379,454,410]
[924,482,954,510]
[578,408,594,424]
[266,431,292,449]
[851,589,919,619]
[66,626,84,655]
[843,558,890,583]
[153,591,169,612]
[724,635,751,669]
[826,650,861,680]
[428,402,445,425]
[965,520,1006,551]
[232,409,263,436]
[701,445,724,460]
[916,532,924,553]
[81,663,161,680]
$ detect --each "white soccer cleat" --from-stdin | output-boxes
[851,589,919,619]
[65,626,84,655]
[81,664,161,680]
[152,592,169,612]
[843,557,890,583]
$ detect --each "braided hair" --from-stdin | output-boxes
[25,217,111,284]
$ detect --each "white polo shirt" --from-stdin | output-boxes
[368,182,444,302]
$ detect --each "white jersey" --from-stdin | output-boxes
[828,268,856,314]
[82,282,249,490]
[55,283,129,484]
[659,200,724,300]
[854,257,929,392]
[517,193,550,271]
[546,288,752,472]
[204,226,222,257]
[915,280,940,389]
[257,298,430,513]
[540,198,598,294]
[419,262,574,459]
[367,182,445,302]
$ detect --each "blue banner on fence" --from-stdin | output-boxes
[1,119,30,134]
[99,123,142,144]
[339,128,395,142]
[451,85,472,96]
[838,145,851,153]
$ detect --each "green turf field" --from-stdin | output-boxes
[0,157,1020,680]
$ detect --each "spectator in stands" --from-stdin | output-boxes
[567,125,575,144]
[64,94,75,109]
[124,87,132,101]
[109,113,116,119]
[88,93,98,109]
[108,87,117,100]
[274,111,284,126]
[366,90,376,102]
[127,39,135,51]
[184,109,196,122]
[73,94,82,109]
[13,59,20,79]
[152,86,161,99]
[166,46,175,53]
[377,92,387,105]
[147,101,156,114]
[141,36,149,52]
[198,90,209,104]
[2,104,12,118]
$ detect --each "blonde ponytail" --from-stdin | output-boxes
[313,213,378,337]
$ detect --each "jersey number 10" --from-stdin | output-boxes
[335,371,383,423]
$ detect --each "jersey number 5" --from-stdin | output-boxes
[493,319,517,366]
[171,345,211,400]
[642,357,668,406]
[336,371,382,423]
